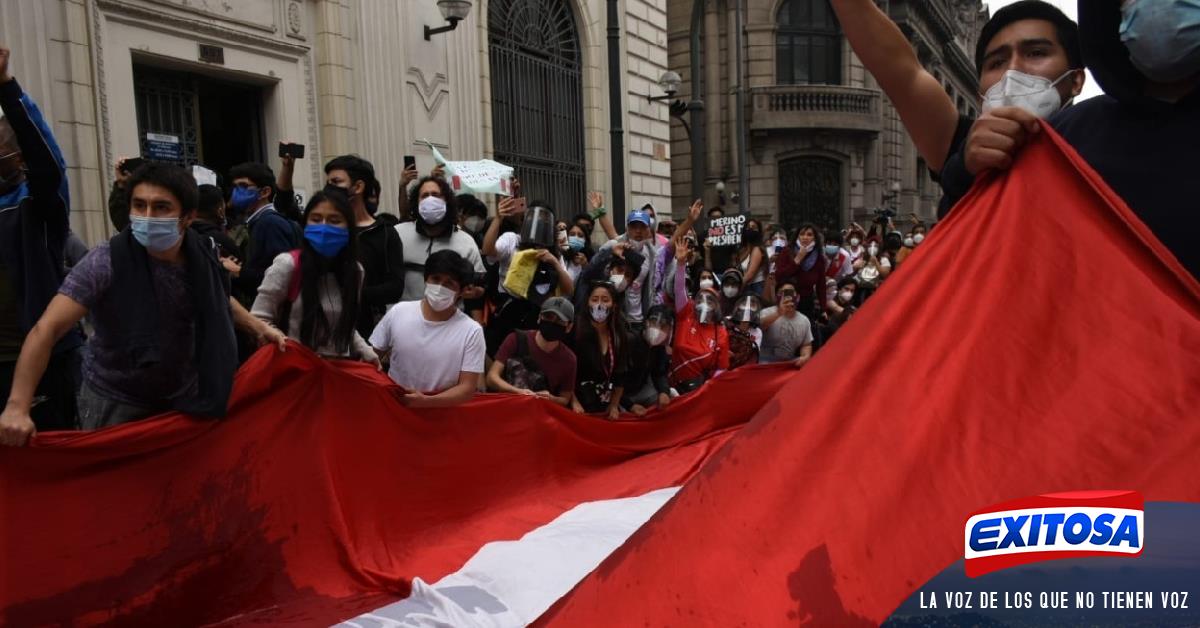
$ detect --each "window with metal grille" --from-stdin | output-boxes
[776,0,843,85]
[778,156,842,231]
[488,0,586,214]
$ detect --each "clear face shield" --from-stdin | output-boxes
[695,291,722,325]
[644,310,674,346]
[731,295,762,327]
[519,205,558,249]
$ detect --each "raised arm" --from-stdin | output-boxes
[672,237,689,312]
[273,152,300,223]
[672,199,704,242]
[0,47,68,234]
[829,0,961,171]
[482,197,513,258]
[589,191,619,240]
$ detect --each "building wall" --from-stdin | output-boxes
[666,0,983,229]
[0,0,672,245]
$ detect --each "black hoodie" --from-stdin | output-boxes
[1049,0,1199,278]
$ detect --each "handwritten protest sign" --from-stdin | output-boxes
[706,214,747,247]
[426,141,515,196]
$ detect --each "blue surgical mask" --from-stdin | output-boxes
[1120,0,1200,83]
[130,216,183,253]
[230,185,259,212]
[824,245,840,256]
[304,223,350,257]
[568,235,586,252]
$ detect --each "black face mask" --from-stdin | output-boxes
[742,228,762,245]
[323,183,353,200]
[366,200,379,216]
[538,320,569,342]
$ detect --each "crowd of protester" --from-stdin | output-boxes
[1,0,1197,445]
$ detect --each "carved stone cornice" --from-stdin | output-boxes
[96,0,310,57]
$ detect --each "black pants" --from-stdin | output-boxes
[0,347,82,432]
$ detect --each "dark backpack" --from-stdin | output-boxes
[503,331,549,392]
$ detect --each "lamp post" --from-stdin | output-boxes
[607,0,626,227]
[425,0,472,40]
[647,71,695,138]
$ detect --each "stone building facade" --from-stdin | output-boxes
[665,0,986,229]
[0,0,673,245]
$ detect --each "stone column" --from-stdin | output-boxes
[314,0,359,159]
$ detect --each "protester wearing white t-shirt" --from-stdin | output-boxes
[370,250,485,407]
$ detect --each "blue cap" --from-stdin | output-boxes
[627,210,652,226]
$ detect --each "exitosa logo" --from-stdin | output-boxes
[964,490,1144,577]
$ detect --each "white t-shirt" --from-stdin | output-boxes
[625,256,650,323]
[369,300,486,392]
[489,232,521,295]
[395,222,486,302]
[759,306,813,363]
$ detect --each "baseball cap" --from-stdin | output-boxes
[627,210,652,226]
[541,296,575,324]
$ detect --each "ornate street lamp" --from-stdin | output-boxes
[425,0,472,40]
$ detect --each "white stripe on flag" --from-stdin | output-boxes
[334,487,680,628]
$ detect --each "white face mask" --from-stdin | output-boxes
[464,216,485,233]
[418,196,447,224]
[849,238,861,247]
[839,289,854,303]
[699,279,714,291]
[722,285,739,298]
[981,69,1075,119]
[867,244,879,256]
[903,237,915,248]
[590,303,610,323]
[913,233,925,245]
[644,327,668,347]
[424,282,458,312]
[609,274,627,292]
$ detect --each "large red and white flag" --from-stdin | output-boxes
[538,129,1200,625]
[0,343,796,626]
[2,128,1197,627]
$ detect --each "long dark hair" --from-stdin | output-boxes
[408,176,458,239]
[299,190,360,355]
[738,218,767,266]
[575,282,628,374]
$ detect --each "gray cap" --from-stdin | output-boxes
[541,296,575,324]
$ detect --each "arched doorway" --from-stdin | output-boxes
[778,156,842,230]
[488,0,586,212]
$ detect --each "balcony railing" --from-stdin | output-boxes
[750,85,883,134]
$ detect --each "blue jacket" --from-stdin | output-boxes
[0,78,81,354]
[232,204,299,305]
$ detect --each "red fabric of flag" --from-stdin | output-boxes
[539,128,1200,626]
[0,348,797,626]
